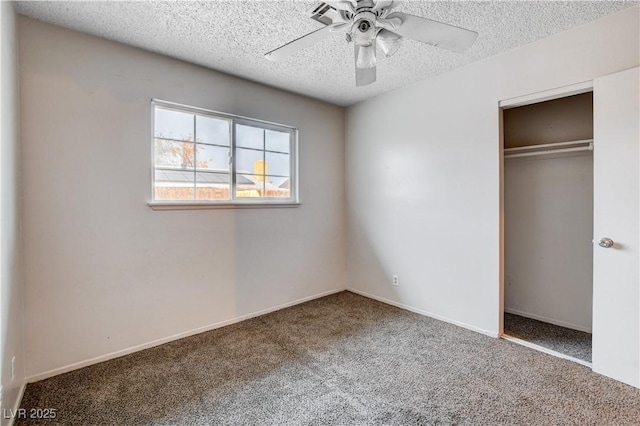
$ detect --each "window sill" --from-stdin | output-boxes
[148,201,301,211]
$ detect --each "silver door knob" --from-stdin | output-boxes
[599,237,614,248]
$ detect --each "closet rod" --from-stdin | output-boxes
[504,144,593,159]
[504,139,594,153]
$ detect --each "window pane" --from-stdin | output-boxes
[152,103,296,203]
[236,125,264,150]
[155,168,194,183]
[236,148,264,175]
[154,168,194,201]
[196,144,229,171]
[267,176,289,187]
[196,116,230,146]
[265,176,291,198]
[154,108,194,141]
[154,139,195,169]
[236,174,264,198]
[236,174,255,185]
[265,130,290,153]
[196,171,231,184]
[196,171,230,200]
[265,152,290,177]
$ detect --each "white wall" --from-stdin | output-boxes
[504,153,593,332]
[0,1,26,421]
[19,17,346,379]
[346,6,639,338]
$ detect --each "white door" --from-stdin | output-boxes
[592,67,640,388]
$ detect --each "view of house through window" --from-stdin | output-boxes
[153,102,296,203]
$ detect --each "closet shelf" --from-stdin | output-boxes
[504,139,593,159]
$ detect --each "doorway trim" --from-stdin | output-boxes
[498,79,594,340]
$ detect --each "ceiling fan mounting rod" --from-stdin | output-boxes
[354,0,375,13]
[337,0,390,19]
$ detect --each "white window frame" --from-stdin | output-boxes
[149,99,299,210]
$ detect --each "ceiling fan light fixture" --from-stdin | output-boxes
[355,44,376,69]
[377,29,402,58]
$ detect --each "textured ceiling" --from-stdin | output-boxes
[14,1,637,106]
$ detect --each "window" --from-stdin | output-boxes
[151,100,298,207]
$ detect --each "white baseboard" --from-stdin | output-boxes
[26,288,345,383]
[504,307,592,333]
[346,288,499,338]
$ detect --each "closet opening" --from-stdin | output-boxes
[501,91,594,366]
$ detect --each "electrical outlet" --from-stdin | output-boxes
[11,356,15,381]
[392,275,399,286]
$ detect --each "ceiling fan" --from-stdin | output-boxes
[265,0,478,87]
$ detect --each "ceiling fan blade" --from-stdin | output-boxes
[355,43,377,86]
[387,12,478,52]
[265,25,337,61]
[377,29,403,58]
[325,0,357,13]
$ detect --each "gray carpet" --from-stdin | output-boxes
[18,292,640,425]
[504,313,592,363]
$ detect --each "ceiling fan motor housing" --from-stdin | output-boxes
[351,11,377,46]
